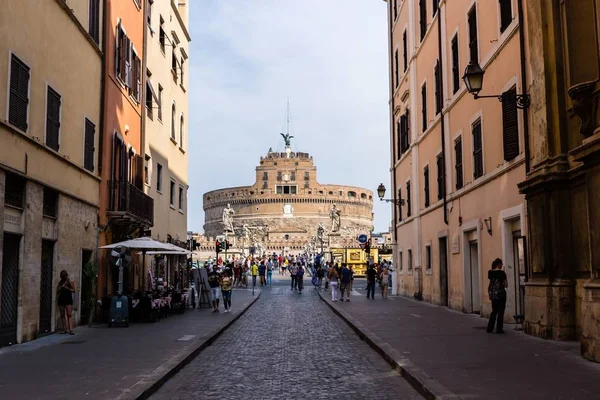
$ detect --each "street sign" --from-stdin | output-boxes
[358,234,368,244]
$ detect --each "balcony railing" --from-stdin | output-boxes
[108,180,154,226]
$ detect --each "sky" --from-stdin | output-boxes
[187,0,392,233]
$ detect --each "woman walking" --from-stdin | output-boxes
[56,270,76,335]
[328,266,340,302]
[487,258,508,333]
[380,266,389,299]
[220,270,233,313]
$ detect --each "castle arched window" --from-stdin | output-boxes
[328,191,334,195]
[348,191,357,197]
[361,193,367,199]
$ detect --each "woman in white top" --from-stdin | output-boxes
[328,266,340,302]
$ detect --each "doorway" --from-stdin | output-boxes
[439,237,449,307]
[39,240,55,335]
[80,250,94,325]
[468,240,481,313]
[1,233,21,346]
[513,233,526,317]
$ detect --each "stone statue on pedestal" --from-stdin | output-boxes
[222,203,235,233]
[330,204,341,232]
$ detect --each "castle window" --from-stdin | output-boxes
[361,193,367,199]
[348,191,357,198]
[263,171,268,180]
[319,190,324,195]
[329,191,334,195]
[277,172,282,181]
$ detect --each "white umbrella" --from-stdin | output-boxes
[99,237,174,251]
[142,250,195,255]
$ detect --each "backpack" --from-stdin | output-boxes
[297,268,304,277]
[488,278,504,301]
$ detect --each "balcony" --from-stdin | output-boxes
[107,181,154,228]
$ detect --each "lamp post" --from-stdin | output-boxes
[462,61,530,109]
[377,183,405,206]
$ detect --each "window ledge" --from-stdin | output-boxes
[180,84,186,93]
[171,69,178,82]
[170,137,178,145]
[407,270,414,275]
[157,189,163,195]
[178,209,184,214]
[169,204,176,210]
[178,146,185,154]
[425,269,433,275]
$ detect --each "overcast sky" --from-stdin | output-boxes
[187,0,392,233]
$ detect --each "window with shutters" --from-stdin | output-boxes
[170,179,175,206]
[434,60,442,115]
[403,30,408,72]
[393,0,398,20]
[157,163,163,192]
[171,47,178,80]
[84,118,96,172]
[180,114,184,148]
[147,0,152,26]
[158,84,163,121]
[432,0,438,16]
[419,0,427,41]
[426,245,432,271]
[89,0,100,44]
[396,117,402,160]
[115,23,125,81]
[398,188,403,221]
[424,166,430,207]
[468,6,478,63]
[451,35,460,94]
[45,86,61,152]
[455,136,463,189]
[472,119,484,179]
[394,49,399,88]
[180,57,185,85]
[159,16,165,53]
[43,187,58,218]
[499,0,513,33]
[421,83,427,132]
[408,249,413,271]
[179,185,184,211]
[144,154,150,185]
[146,81,153,117]
[402,109,410,153]
[130,50,141,102]
[502,87,519,160]
[406,181,412,217]
[8,54,30,132]
[436,153,444,200]
[171,103,176,140]
[5,173,25,209]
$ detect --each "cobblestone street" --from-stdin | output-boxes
[151,277,422,400]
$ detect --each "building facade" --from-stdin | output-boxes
[203,145,373,254]
[518,0,600,362]
[143,0,190,248]
[385,0,526,320]
[0,0,103,345]
[98,0,154,298]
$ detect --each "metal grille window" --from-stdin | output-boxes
[406,181,412,217]
[419,0,427,41]
[5,173,25,209]
[473,119,484,179]
[434,60,442,115]
[8,54,30,131]
[421,83,427,132]
[468,6,478,63]
[499,0,513,33]
[84,118,95,172]
[403,30,408,72]
[424,166,430,207]
[502,87,519,160]
[436,153,444,200]
[451,36,460,94]
[455,137,464,189]
[45,86,61,152]
[43,187,58,218]
[394,49,399,88]
[88,0,100,44]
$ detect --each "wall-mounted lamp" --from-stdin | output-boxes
[484,217,493,236]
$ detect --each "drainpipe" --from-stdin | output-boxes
[437,6,448,225]
[517,0,531,173]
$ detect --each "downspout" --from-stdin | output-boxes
[517,0,531,173]
[141,0,149,241]
[388,1,398,246]
[437,5,448,225]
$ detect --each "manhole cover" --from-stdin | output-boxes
[62,340,86,344]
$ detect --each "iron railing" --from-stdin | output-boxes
[108,180,154,226]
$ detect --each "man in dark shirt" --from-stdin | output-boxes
[340,264,352,302]
[207,267,222,313]
[487,258,508,333]
[366,264,377,300]
[258,262,266,286]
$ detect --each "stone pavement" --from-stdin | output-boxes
[319,283,600,400]
[0,288,259,400]
[151,279,423,400]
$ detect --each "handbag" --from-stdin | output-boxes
[72,291,79,311]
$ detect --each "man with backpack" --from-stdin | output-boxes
[487,258,508,333]
[290,262,299,291]
[297,264,304,293]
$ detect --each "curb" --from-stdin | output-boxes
[117,291,262,400]
[318,292,460,400]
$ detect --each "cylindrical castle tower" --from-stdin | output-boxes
[203,147,373,253]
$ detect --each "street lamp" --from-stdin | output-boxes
[462,61,530,109]
[377,183,405,206]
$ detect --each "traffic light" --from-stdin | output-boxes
[216,240,222,254]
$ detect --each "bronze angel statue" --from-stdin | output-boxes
[280,132,294,147]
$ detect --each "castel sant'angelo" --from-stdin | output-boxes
[200,135,374,256]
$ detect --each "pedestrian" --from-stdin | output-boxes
[487,258,508,334]
[340,264,352,302]
[220,269,233,313]
[233,262,241,287]
[348,265,354,293]
[366,264,376,299]
[258,261,266,286]
[208,266,222,313]
[56,270,76,335]
[290,262,299,291]
[380,266,389,299]
[297,264,304,293]
[267,258,273,287]
[328,266,339,302]
[251,260,258,288]
[317,266,324,290]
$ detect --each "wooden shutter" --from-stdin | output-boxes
[468,6,478,62]
[89,0,100,44]
[452,37,459,94]
[45,87,61,151]
[84,119,95,172]
[502,88,519,160]
[422,84,427,131]
[473,120,483,178]
[394,50,399,87]
[397,119,402,159]
[124,37,132,88]
[398,188,403,221]
[403,31,408,71]
[499,0,512,33]
[424,166,430,207]
[435,60,441,114]
[437,154,444,200]
[9,55,30,131]
[419,0,427,40]
[455,137,463,189]
[134,154,144,189]
[116,24,122,79]
[406,181,411,217]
